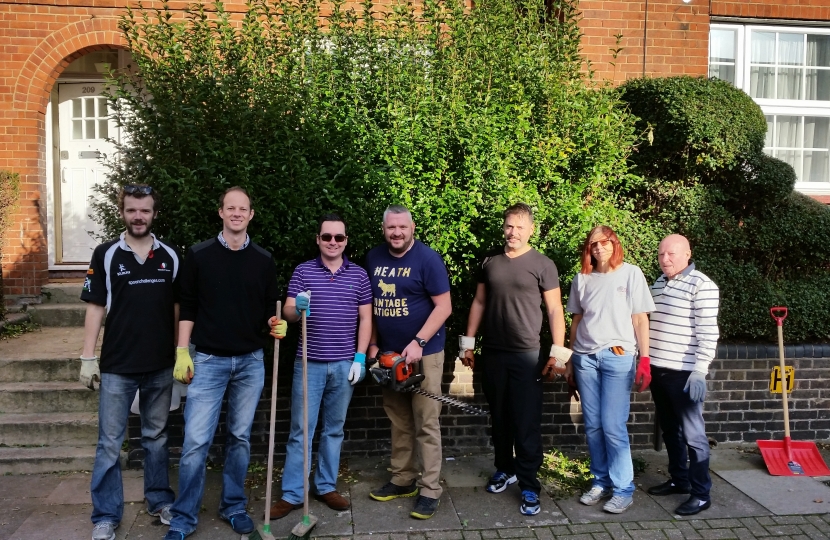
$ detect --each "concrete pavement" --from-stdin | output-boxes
[3,446,830,540]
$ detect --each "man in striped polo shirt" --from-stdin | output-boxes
[270,213,373,520]
[647,234,720,516]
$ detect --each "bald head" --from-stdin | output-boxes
[658,234,692,279]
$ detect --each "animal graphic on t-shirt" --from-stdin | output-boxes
[378,280,396,297]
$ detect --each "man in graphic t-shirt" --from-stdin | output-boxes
[80,184,180,540]
[460,203,566,517]
[365,205,452,520]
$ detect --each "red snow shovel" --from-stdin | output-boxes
[757,307,830,476]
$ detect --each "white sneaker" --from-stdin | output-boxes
[603,495,634,514]
[579,486,613,506]
[91,521,117,540]
[148,504,173,525]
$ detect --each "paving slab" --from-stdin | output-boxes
[0,472,66,499]
[440,455,495,489]
[716,469,830,515]
[556,489,674,524]
[350,482,461,533]
[7,501,138,540]
[45,470,145,505]
[449,486,567,529]
[0,327,96,361]
[0,498,40,540]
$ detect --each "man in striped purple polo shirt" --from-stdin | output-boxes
[270,213,373,520]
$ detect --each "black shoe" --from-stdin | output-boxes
[410,495,439,519]
[675,496,711,516]
[647,480,691,496]
[370,481,419,501]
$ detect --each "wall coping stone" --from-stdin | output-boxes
[717,343,830,359]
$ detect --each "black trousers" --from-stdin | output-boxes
[481,347,544,493]
[650,366,712,500]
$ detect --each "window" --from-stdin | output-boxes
[710,24,830,194]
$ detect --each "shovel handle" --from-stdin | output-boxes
[770,306,788,326]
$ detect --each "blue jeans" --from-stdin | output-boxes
[650,366,711,501]
[91,368,174,525]
[573,349,636,497]
[281,359,354,504]
[168,350,265,535]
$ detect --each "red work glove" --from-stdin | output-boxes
[635,356,651,392]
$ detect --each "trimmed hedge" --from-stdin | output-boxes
[0,170,20,320]
[619,77,830,342]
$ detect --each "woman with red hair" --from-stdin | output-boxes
[564,225,655,514]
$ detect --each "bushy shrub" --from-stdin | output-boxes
[96,0,655,320]
[620,76,767,183]
[619,76,830,342]
[0,170,20,320]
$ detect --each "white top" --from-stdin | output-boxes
[649,262,720,374]
[566,262,655,355]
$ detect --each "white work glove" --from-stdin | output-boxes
[79,355,101,390]
[348,352,366,385]
[295,290,311,317]
[541,345,572,381]
[684,371,707,403]
[458,336,475,369]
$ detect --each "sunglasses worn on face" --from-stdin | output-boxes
[319,233,347,243]
[590,239,612,249]
[123,185,153,195]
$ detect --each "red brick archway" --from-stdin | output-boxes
[2,17,125,297]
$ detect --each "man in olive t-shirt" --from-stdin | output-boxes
[461,203,566,517]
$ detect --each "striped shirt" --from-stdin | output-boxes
[649,262,720,374]
[287,255,373,362]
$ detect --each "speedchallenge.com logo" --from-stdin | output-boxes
[128,278,165,285]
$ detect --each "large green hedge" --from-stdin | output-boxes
[619,76,830,342]
[0,170,20,320]
[96,0,658,323]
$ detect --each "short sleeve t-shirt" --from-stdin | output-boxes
[287,256,372,362]
[477,247,560,352]
[365,240,451,355]
[566,262,655,355]
[80,233,181,374]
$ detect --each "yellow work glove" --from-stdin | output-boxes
[174,347,194,384]
[268,316,287,339]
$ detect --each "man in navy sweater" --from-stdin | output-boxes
[164,187,282,540]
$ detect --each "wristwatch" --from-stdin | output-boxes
[415,336,427,347]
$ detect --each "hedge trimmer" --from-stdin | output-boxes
[368,352,488,416]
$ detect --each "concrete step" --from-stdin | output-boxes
[0,382,99,413]
[0,445,98,475]
[27,303,87,327]
[0,357,81,383]
[41,282,84,304]
[0,412,98,446]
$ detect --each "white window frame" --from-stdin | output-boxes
[710,23,830,195]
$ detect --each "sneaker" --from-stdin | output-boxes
[221,512,255,534]
[148,504,173,525]
[91,522,117,540]
[410,495,439,519]
[370,480,419,501]
[162,531,190,540]
[579,485,613,506]
[520,490,540,515]
[485,471,518,493]
[603,494,634,514]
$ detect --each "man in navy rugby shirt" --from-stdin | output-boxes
[80,184,180,540]
[270,213,373,519]
[647,234,720,516]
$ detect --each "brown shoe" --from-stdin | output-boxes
[314,490,351,511]
[268,499,302,520]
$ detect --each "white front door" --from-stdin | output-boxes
[57,83,118,263]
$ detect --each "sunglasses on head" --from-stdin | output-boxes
[319,233,347,243]
[123,185,153,195]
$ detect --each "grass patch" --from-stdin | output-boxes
[0,320,40,340]
[539,450,592,498]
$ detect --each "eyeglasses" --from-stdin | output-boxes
[590,239,612,249]
[123,185,153,195]
[319,233,347,243]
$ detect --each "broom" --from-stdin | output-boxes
[249,301,282,540]
[289,308,318,540]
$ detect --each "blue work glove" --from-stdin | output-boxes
[295,290,311,317]
[684,371,707,403]
[348,352,366,385]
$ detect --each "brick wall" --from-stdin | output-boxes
[710,0,830,21]
[127,344,830,467]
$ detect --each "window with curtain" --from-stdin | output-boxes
[710,24,830,193]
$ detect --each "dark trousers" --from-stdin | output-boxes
[481,347,544,494]
[650,366,712,501]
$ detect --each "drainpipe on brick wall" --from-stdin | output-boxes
[642,0,649,76]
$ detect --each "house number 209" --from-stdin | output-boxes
[82,86,96,94]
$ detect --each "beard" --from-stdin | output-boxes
[125,218,153,238]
